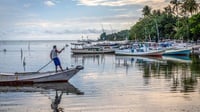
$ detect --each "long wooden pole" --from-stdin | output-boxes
[36,60,53,72]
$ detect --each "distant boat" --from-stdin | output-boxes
[0,65,84,85]
[71,43,115,54]
[71,54,100,58]
[77,37,96,44]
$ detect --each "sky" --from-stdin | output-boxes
[0,0,170,40]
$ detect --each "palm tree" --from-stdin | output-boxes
[182,0,198,16]
[180,1,188,17]
[152,9,161,16]
[170,0,182,39]
[142,5,152,17]
[164,5,173,16]
[170,0,182,16]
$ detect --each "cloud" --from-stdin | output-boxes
[0,0,146,40]
[76,0,169,9]
[44,0,56,7]
[7,14,137,39]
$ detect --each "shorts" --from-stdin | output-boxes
[53,57,61,66]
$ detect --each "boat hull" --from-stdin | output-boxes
[115,49,164,57]
[0,65,83,85]
[71,49,114,54]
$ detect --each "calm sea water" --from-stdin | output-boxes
[0,40,200,112]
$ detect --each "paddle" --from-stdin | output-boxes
[36,46,65,72]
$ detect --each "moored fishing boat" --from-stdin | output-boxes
[158,40,192,56]
[115,43,165,57]
[115,49,164,56]
[71,43,115,54]
[0,65,83,85]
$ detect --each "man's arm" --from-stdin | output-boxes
[57,48,65,53]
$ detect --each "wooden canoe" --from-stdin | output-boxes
[0,65,84,85]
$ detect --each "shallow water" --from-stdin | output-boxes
[0,40,200,112]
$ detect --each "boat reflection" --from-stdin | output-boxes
[115,55,199,93]
[141,56,198,93]
[115,56,165,76]
[162,55,192,63]
[115,56,164,64]
[0,82,83,112]
[0,82,83,94]
[71,54,106,65]
[115,55,165,68]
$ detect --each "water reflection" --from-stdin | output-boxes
[162,55,192,63]
[115,56,165,75]
[51,91,63,112]
[0,82,84,112]
[71,54,105,65]
[0,82,83,93]
[115,55,200,93]
[70,54,200,93]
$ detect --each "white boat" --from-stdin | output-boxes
[71,43,114,54]
[0,65,84,84]
[115,49,164,56]
[115,43,165,56]
[159,40,192,56]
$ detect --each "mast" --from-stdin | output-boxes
[110,24,116,40]
[154,18,159,42]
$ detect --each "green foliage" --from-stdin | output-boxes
[130,13,177,41]
[128,1,199,41]
[189,13,200,41]
[99,30,129,41]
[98,1,199,41]
[130,19,146,41]
[142,5,152,17]
[174,17,192,40]
[99,32,106,41]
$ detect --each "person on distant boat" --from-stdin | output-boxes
[50,45,64,72]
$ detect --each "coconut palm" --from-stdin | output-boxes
[164,5,173,16]
[180,1,188,17]
[142,5,152,17]
[170,0,182,16]
[182,0,198,16]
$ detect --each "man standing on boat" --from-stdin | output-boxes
[50,45,64,72]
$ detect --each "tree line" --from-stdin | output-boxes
[99,0,200,42]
